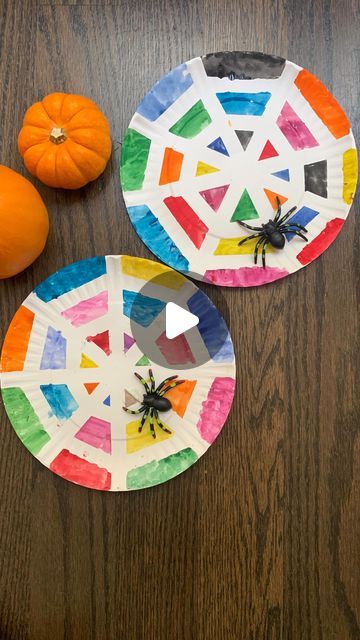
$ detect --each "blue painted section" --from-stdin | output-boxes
[40,384,79,421]
[136,63,193,121]
[286,206,319,241]
[207,136,229,156]
[103,395,111,406]
[34,257,106,303]
[216,91,271,115]
[187,290,234,362]
[272,169,290,182]
[40,327,67,370]
[127,205,189,272]
[123,290,166,328]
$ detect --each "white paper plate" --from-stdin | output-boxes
[120,51,357,287]
[0,256,236,491]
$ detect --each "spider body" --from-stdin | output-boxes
[237,198,308,267]
[123,369,184,438]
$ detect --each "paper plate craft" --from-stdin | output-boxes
[120,51,358,287]
[0,255,236,491]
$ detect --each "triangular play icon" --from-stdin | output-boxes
[165,302,199,340]
[230,189,259,222]
[263,188,288,209]
[199,184,229,212]
[272,168,290,182]
[84,382,99,395]
[207,137,229,156]
[196,161,220,176]
[258,140,278,160]
[235,130,253,151]
[124,333,136,353]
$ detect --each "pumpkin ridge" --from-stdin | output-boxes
[24,143,52,176]
[40,100,58,126]
[68,137,109,162]
[66,106,107,125]
[64,144,89,182]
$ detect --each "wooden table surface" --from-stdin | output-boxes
[0,1,359,638]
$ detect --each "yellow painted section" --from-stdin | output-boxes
[196,161,220,176]
[121,255,185,290]
[343,148,358,204]
[126,418,173,454]
[214,236,275,255]
[80,353,99,368]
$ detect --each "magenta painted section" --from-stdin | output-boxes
[204,266,289,287]
[276,101,319,150]
[199,184,229,212]
[197,377,235,444]
[124,332,136,353]
[75,416,111,453]
[61,291,108,326]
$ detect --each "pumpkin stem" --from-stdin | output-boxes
[49,127,67,145]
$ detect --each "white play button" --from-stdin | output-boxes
[165,302,199,340]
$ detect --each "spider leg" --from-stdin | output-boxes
[148,368,155,392]
[273,196,282,223]
[278,206,297,225]
[254,236,265,265]
[155,375,178,394]
[159,380,185,396]
[289,230,308,242]
[261,240,269,268]
[134,372,150,393]
[138,408,149,433]
[149,408,156,439]
[123,405,146,414]
[238,233,262,247]
[237,221,263,231]
[154,409,171,434]
[279,223,308,233]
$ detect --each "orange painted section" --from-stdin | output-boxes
[263,189,288,210]
[159,147,184,185]
[165,380,197,418]
[294,69,350,139]
[1,306,34,372]
[84,382,99,395]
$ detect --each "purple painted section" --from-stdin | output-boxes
[75,416,111,454]
[276,101,319,150]
[40,326,66,370]
[124,333,136,353]
[204,266,289,287]
[61,291,108,326]
[197,377,235,444]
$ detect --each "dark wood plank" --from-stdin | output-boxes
[0,1,359,638]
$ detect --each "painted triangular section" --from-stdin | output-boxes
[86,330,111,356]
[199,184,229,212]
[258,140,278,160]
[195,161,220,176]
[272,168,290,182]
[230,189,259,222]
[80,353,99,368]
[165,380,197,418]
[124,389,139,407]
[103,395,111,406]
[136,355,151,366]
[263,188,288,209]
[207,136,229,156]
[235,130,253,151]
[124,332,136,353]
[84,382,99,395]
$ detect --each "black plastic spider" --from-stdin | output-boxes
[237,197,308,267]
[122,369,184,438]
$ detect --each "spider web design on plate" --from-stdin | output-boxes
[120,51,358,287]
[0,256,236,491]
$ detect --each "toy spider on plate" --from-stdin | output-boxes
[237,197,308,267]
[123,369,184,438]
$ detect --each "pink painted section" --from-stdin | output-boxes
[197,377,236,444]
[204,266,289,287]
[61,291,108,326]
[297,217,344,265]
[50,449,111,490]
[276,101,319,150]
[155,330,195,365]
[75,416,112,454]
[199,184,229,212]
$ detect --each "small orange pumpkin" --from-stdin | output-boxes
[18,93,112,189]
[0,165,49,279]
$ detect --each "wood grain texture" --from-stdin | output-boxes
[0,0,359,638]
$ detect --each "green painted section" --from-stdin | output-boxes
[127,447,198,490]
[120,128,151,191]
[230,188,259,222]
[2,387,50,455]
[169,100,212,139]
[135,354,151,366]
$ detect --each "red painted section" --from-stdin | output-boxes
[164,196,209,249]
[86,330,111,356]
[50,449,111,490]
[155,331,195,366]
[258,140,278,160]
[296,218,345,265]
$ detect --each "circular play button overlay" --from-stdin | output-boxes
[129,267,232,370]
